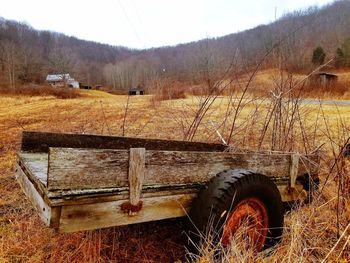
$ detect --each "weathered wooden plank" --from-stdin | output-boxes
[15,164,52,226]
[57,185,308,233]
[19,153,48,185]
[144,151,292,184]
[47,148,129,190]
[127,148,145,211]
[48,187,199,206]
[21,131,227,153]
[48,148,319,190]
[58,193,195,233]
[46,182,201,199]
[57,185,309,233]
[289,154,300,188]
[17,154,49,199]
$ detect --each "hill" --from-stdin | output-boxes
[0,18,136,86]
[1,1,350,90]
[103,0,350,91]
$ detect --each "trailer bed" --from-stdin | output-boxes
[16,131,320,233]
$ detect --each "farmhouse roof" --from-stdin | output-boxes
[46,74,71,82]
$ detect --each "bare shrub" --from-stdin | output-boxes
[157,82,186,101]
[301,80,350,98]
[151,80,186,103]
[0,85,81,99]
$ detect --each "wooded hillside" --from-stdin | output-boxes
[1,1,350,89]
[0,18,136,87]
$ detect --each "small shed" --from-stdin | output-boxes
[80,85,92,90]
[129,87,144,95]
[310,72,338,87]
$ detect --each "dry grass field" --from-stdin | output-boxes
[245,69,350,99]
[0,88,350,262]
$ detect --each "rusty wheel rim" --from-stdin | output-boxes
[221,197,268,252]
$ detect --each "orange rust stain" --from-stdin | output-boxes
[120,201,143,213]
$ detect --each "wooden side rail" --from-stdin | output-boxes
[47,147,320,191]
[21,131,227,153]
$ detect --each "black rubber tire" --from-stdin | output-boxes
[187,169,284,253]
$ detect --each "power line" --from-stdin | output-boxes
[117,0,145,49]
[130,0,150,45]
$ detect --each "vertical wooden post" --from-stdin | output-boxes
[289,154,299,188]
[125,148,146,215]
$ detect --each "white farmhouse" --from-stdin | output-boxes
[46,74,80,88]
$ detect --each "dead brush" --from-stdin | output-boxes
[151,79,186,102]
[186,213,267,263]
[0,84,81,99]
[264,197,342,262]
[301,80,350,99]
[187,65,350,261]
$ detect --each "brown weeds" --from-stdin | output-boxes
[0,80,349,262]
[0,85,81,99]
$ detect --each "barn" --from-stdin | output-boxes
[129,87,144,95]
[310,72,338,87]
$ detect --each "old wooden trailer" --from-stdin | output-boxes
[16,131,320,251]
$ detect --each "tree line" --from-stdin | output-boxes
[0,18,135,88]
[1,1,350,91]
[103,1,350,91]
[312,37,350,67]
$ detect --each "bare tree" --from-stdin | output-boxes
[0,40,18,89]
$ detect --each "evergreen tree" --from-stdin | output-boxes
[312,46,326,66]
[335,48,345,68]
[341,38,350,67]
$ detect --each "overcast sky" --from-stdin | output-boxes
[0,0,334,49]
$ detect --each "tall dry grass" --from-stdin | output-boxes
[0,85,81,99]
[185,69,350,262]
[150,80,187,104]
[0,93,189,262]
[301,81,350,99]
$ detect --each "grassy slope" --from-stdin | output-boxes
[247,69,350,99]
[0,90,349,262]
